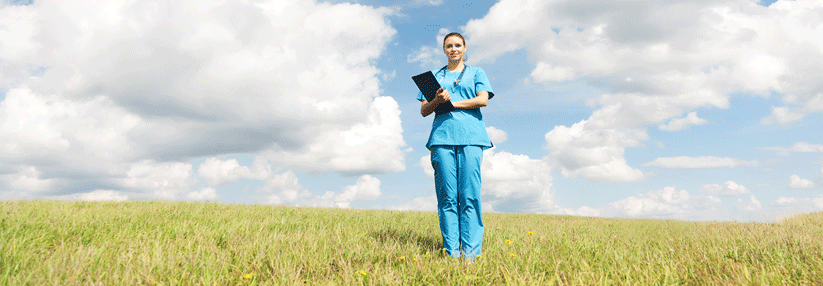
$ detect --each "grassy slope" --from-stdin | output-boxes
[1,200,822,285]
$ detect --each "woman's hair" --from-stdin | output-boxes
[442,32,468,62]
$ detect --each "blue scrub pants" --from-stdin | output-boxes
[431,145,484,260]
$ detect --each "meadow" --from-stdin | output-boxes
[1,200,822,285]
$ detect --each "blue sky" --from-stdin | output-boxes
[1,0,822,221]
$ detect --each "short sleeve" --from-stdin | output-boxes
[474,67,495,99]
[417,90,426,102]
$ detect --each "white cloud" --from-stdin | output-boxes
[658,111,709,131]
[761,106,806,125]
[643,156,758,169]
[530,61,576,82]
[792,142,823,152]
[481,148,555,213]
[390,195,437,212]
[2,166,54,193]
[197,157,270,186]
[789,174,815,189]
[187,187,218,201]
[553,206,602,217]
[771,196,823,216]
[263,96,407,175]
[544,120,645,182]
[486,126,508,144]
[415,128,556,213]
[258,171,311,205]
[602,187,722,220]
[764,142,823,155]
[466,0,823,116]
[408,28,454,69]
[53,190,129,202]
[419,155,434,178]
[736,194,762,211]
[122,160,193,200]
[0,0,405,199]
[0,87,139,170]
[303,175,381,209]
[407,45,442,68]
[414,0,444,6]
[328,175,382,208]
[463,0,823,183]
[701,181,750,196]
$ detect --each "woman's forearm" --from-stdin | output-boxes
[420,99,441,117]
[452,92,489,109]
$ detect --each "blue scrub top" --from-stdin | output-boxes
[417,66,495,150]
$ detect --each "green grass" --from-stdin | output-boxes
[1,200,822,285]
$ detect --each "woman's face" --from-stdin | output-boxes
[443,36,466,62]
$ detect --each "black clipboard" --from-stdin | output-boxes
[412,71,455,114]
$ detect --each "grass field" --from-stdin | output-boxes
[1,200,822,285]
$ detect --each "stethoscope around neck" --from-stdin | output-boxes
[437,64,468,86]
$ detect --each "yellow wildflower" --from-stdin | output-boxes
[359,270,367,276]
[510,253,517,258]
[505,239,513,245]
[243,273,252,279]
[528,231,534,236]
[400,256,406,261]
[413,257,418,262]
[476,255,482,259]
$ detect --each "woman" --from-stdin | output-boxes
[417,32,494,260]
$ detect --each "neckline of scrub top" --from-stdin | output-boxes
[436,65,468,86]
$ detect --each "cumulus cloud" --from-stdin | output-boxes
[1,166,54,193]
[788,175,815,189]
[481,148,554,213]
[0,87,139,177]
[407,28,452,69]
[416,127,556,213]
[643,156,758,169]
[407,46,442,68]
[187,187,218,201]
[418,150,556,212]
[419,155,434,178]
[0,0,405,200]
[486,126,508,144]
[258,171,311,205]
[601,187,722,220]
[701,181,750,196]
[463,0,823,181]
[763,142,823,155]
[301,175,381,208]
[544,120,645,182]
[771,196,823,217]
[390,195,437,212]
[736,194,762,211]
[413,0,444,6]
[466,0,823,110]
[58,190,129,202]
[122,160,194,200]
[261,96,407,175]
[530,62,576,82]
[197,157,271,186]
[659,111,709,131]
[313,174,382,208]
[760,106,806,125]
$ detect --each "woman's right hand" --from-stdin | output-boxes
[435,87,450,103]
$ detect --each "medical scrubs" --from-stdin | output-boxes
[417,65,494,259]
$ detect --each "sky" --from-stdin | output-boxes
[1,0,822,222]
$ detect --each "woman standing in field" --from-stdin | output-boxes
[418,32,494,261]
